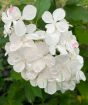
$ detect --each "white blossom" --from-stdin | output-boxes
[42,8,69,34]
[57,31,79,55]
[2,5,37,36]
[3,6,86,95]
[42,8,71,55]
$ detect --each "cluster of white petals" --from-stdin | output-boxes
[2,5,86,94]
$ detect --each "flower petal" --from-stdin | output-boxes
[36,41,49,56]
[34,30,45,40]
[32,59,46,73]
[42,11,53,23]
[21,70,29,80]
[7,52,22,65]
[45,32,60,46]
[37,69,48,88]
[53,8,65,22]
[45,24,55,33]
[26,24,36,34]
[14,20,26,36]
[30,79,37,86]
[26,70,37,80]
[45,81,57,94]
[56,20,69,32]
[2,12,12,24]
[76,71,86,82]
[57,45,67,55]
[13,61,25,73]
[22,5,37,20]
[7,6,21,20]
[49,46,56,55]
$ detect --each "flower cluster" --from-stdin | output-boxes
[2,5,86,94]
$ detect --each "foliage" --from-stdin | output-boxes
[0,0,88,105]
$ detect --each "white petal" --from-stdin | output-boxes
[21,70,29,80]
[53,8,65,21]
[26,24,36,34]
[2,12,12,24]
[45,24,55,33]
[22,5,37,20]
[76,71,86,82]
[77,55,84,64]
[34,30,45,40]
[30,79,37,86]
[7,6,21,20]
[57,45,67,55]
[44,54,55,67]
[10,42,22,51]
[68,81,76,91]
[4,24,11,34]
[32,59,46,73]
[42,11,53,23]
[36,41,49,56]
[49,46,56,55]
[8,52,22,65]
[37,69,48,88]
[56,20,69,32]
[45,32,60,47]
[13,61,25,73]
[79,71,86,81]
[5,42,10,54]
[45,81,57,94]
[26,70,37,80]
[14,20,26,36]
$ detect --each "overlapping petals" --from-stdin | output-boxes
[2,6,86,95]
[2,5,37,36]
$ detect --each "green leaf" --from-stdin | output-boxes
[65,5,88,23]
[10,70,22,80]
[10,0,35,5]
[79,0,88,7]
[0,36,9,48]
[66,0,80,5]
[74,26,88,44]
[35,0,51,19]
[24,82,42,103]
[77,81,88,100]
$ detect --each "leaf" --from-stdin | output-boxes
[0,36,9,48]
[79,0,88,7]
[65,5,88,23]
[74,26,88,44]
[7,81,25,103]
[77,81,88,100]
[10,70,22,80]
[24,82,42,103]
[66,0,80,5]
[10,0,35,5]
[35,0,51,19]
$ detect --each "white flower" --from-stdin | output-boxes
[42,8,69,34]
[2,5,37,36]
[57,31,79,55]
[3,6,86,95]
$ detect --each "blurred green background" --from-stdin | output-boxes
[0,0,88,105]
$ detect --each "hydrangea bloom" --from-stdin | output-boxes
[2,5,86,94]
